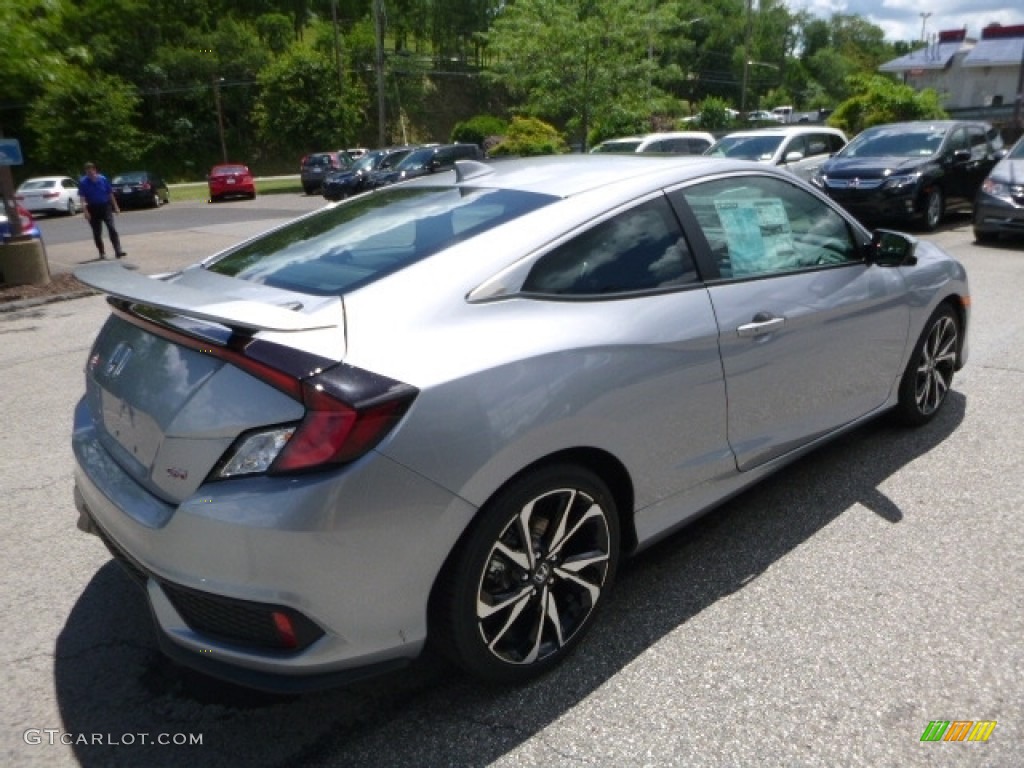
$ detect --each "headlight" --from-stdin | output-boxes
[809,171,825,188]
[882,173,920,190]
[980,178,1010,198]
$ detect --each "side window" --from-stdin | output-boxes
[678,176,859,279]
[827,134,846,153]
[783,136,807,161]
[523,196,698,297]
[948,128,968,153]
[807,135,829,157]
[968,127,988,160]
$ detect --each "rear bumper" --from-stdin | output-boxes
[72,396,476,691]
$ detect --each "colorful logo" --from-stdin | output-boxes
[920,721,997,742]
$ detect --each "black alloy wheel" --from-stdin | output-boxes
[895,304,960,426]
[433,464,620,683]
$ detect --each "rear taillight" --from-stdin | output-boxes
[211,363,417,479]
[269,381,416,473]
[44,191,59,199]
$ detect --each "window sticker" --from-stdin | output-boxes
[713,198,797,275]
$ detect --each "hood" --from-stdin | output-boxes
[823,155,932,179]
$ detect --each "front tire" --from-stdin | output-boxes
[921,187,944,231]
[895,304,960,426]
[433,465,619,683]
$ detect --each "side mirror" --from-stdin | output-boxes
[952,148,971,163]
[867,229,918,267]
[783,151,804,164]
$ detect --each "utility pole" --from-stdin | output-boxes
[740,0,753,116]
[331,0,344,94]
[212,77,228,164]
[374,0,387,147]
[919,12,932,44]
[1014,36,1024,135]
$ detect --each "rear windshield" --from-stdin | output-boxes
[112,172,147,184]
[212,166,247,176]
[206,185,556,296]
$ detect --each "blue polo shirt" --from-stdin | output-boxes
[79,173,114,205]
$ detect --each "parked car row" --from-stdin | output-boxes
[319,143,486,200]
[596,119,1021,240]
[16,171,172,216]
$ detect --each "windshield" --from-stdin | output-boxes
[705,135,784,161]
[206,185,556,296]
[1009,139,1024,159]
[841,128,946,158]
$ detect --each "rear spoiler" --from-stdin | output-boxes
[74,262,340,333]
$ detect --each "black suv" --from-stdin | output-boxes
[300,151,352,195]
[368,143,484,188]
[811,120,1004,230]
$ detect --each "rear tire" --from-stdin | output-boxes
[894,304,959,426]
[431,464,619,683]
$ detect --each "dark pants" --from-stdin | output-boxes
[86,203,122,257]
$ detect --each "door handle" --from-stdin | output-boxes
[737,314,785,337]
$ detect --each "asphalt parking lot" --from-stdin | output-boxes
[0,202,1020,767]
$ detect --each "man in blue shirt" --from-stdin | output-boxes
[78,161,126,259]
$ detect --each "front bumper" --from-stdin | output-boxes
[72,397,476,692]
[824,185,920,224]
[973,190,1024,236]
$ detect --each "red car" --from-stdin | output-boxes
[207,164,256,202]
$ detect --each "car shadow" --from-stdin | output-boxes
[54,394,965,767]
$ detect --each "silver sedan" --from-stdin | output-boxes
[72,155,969,691]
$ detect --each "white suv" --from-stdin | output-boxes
[704,126,847,181]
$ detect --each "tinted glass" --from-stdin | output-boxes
[207,186,555,296]
[523,196,697,296]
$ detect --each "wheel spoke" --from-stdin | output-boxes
[478,581,532,619]
[516,500,539,569]
[483,589,534,650]
[549,502,603,558]
[493,539,530,571]
[554,562,604,603]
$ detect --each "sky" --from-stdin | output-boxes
[794,0,1022,44]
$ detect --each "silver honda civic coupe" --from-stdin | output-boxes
[72,155,969,691]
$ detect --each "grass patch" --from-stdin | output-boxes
[169,176,304,202]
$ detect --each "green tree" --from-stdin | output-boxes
[253,47,366,154]
[829,74,946,135]
[26,69,149,173]
[486,0,680,150]
[490,116,569,156]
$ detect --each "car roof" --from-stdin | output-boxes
[861,120,989,131]
[413,154,776,199]
[19,176,73,183]
[720,126,846,138]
